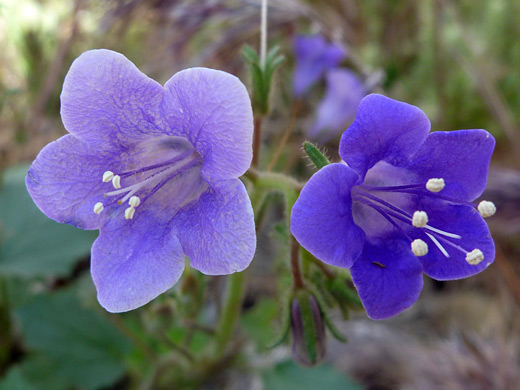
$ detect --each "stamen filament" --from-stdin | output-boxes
[118,150,193,178]
[361,183,424,192]
[355,198,414,241]
[425,233,450,258]
[354,192,461,239]
[138,158,202,206]
[434,234,470,255]
[378,188,476,207]
[353,190,412,218]
[105,166,171,197]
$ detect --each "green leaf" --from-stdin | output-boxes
[15,288,132,390]
[263,360,362,390]
[241,44,284,116]
[241,298,279,349]
[0,356,70,390]
[303,142,330,169]
[0,165,96,278]
[0,365,37,390]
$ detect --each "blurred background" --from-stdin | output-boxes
[1,0,520,389]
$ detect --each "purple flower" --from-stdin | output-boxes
[26,49,256,312]
[309,68,367,142]
[292,34,346,98]
[291,94,496,320]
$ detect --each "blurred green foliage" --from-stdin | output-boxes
[263,360,362,390]
[0,166,96,278]
[0,0,519,388]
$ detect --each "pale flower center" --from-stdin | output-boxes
[93,136,205,220]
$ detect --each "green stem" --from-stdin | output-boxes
[214,271,246,357]
[252,116,263,168]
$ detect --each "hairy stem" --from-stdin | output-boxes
[214,271,246,357]
[291,236,304,288]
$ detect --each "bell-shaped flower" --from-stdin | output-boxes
[291,94,496,320]
[292,34,346,98]
[309,68,367,142]
[26,49,256,312]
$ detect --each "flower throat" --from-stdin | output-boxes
[351,178,495,266]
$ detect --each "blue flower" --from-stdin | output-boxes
[309,68,367,142]
[26,49,256,312]
[291,94,496,320]
[292,34,346,98]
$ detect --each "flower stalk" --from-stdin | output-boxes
[214,271,246,357]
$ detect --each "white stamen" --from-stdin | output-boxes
[425,233,450,258]
[102,171,114,182]
[124,206,135,220]
[129,196,141,208]
[412,211,428,228]
[425,225,461,239]
[411,239,428,257]
[478,200,496,218]
[426,178,445,192]
[93,202,104,214]
[466,249,484,265]
[112,175,121,189]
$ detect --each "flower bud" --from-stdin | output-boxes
[291,291,327,366]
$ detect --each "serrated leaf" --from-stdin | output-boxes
[0,165,96,278]
[16,288,132,390]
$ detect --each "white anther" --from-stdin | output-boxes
[478,200,496,218]
[412,211,429,228]
[129,196,141,208]
[124,206,136,220]
[93,202,104,215]
[426,178,445,192]
[411,239,428,257]
[102,171,114,182]
[112,175,121,189]
[466,249,484,265]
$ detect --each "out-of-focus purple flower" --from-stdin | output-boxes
[292,34,346,98]
[291,94,496,320]
[26,49,256,312]
[309,68,367,142]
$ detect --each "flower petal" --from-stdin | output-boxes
[351,237,424,320]
[309,68,366,142]
[407,130,495,200]
[290,163,365,269]
[172,179,256,275]
[163,68,253,182]
[416,203,495,280]
[292,35,346,97]
[61,49,166,148]
[91,212,185,312]
[339,94,431,179]
[26,135,122,230]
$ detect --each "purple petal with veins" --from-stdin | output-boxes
[291,93,496,320]
[26,49,256,312]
